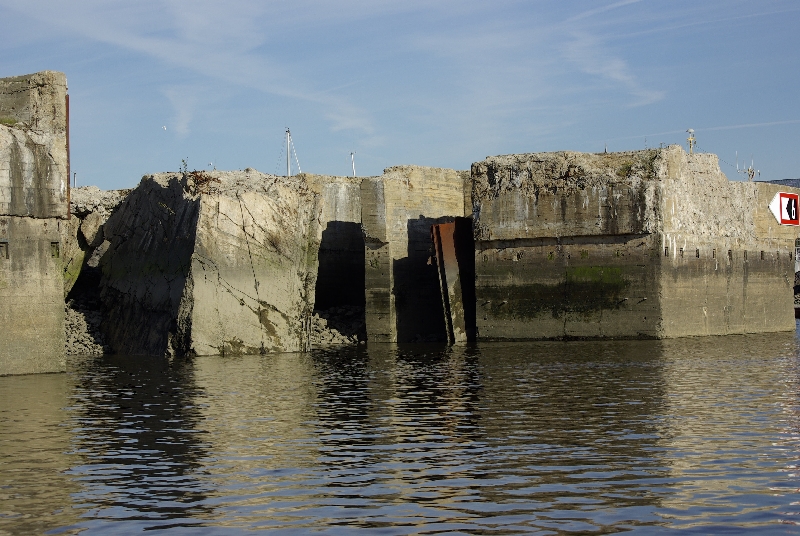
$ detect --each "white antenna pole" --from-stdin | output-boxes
[286,128,291,177]
[350,152,356,177]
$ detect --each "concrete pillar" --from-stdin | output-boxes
[0,71,69,375]
[361,166,469,343]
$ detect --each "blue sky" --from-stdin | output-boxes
[1,0,798,189]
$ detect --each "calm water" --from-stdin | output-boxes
[3,331,800,534]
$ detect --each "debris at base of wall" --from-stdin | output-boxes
[64,298,109,355]
[311,306,366,346]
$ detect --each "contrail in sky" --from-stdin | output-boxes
[603,119,800,143]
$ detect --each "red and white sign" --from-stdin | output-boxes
[769,192,800,226]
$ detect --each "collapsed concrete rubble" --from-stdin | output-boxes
[62,186,129,355]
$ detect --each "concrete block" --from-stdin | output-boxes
[0,72,68,218]
[97,171,322,356]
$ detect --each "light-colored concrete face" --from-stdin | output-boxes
[472,146,798,340]
[189,183,322,355]
[97,171,322,356]
[0,72,68,219]
[0,71,68,375]
[361,166,468,342]
[658,148,798,337]
[0,216,65,374]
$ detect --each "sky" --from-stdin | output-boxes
[1,0,798,189]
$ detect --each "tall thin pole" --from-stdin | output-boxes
[350,152,356,177]
[66,93,71,220]
[286,128,291,177]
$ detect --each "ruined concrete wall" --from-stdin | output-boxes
[187,173,322,355]
[658,147,798,336]
[361,166,469,342]
[0,71,68,375]
[472,146,798,340]
[304,174,364,310]
[0,217,65,374]
[62,186,130,296]
[472,151,663,340]
[0,72,68,218]
[97,170,322,356]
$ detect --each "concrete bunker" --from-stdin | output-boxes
[471,146,800,339]
[90,170,323,356]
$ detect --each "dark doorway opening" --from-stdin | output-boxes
[313,221,366,341]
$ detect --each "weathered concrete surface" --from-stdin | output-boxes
[61,186,129,356]
[659,151,798,337]
[361,166,469,342]
[472,146,798,340]
[0,216,65,374]
[0,71,69,375]
[98,170,322,356]
[0,71,68,218]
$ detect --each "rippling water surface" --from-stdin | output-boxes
[3,332,800,534]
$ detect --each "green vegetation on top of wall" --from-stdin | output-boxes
[0,117,17,126]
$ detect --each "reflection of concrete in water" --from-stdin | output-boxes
[471,341,670,525]
[0,373,79,534]
[67,355,211,529]
[656,332,800,522]
[191,353,321,522]
[310,341,671,531]
[3,334,790,532]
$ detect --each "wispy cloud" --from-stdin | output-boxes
[562,30,665,106]
[566,0,642,22]
[602,119,800,143]
[0,0,383,134]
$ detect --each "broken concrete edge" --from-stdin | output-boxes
[0,71,68,135]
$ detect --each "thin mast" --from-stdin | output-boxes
[350,152,356,177]
[286,128,291,177]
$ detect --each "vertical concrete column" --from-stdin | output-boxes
[0,71,68,375]
[361,178,394,342]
